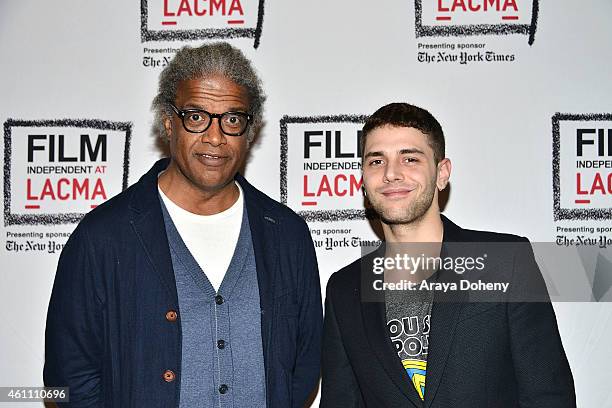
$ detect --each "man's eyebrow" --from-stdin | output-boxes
[364,148,425,158]
[180,102,248,112]
[364,151,384,159]
[399,148,425,155]
[227,106,249,112]
[179,103,205,110]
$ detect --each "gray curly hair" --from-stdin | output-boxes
[151,42,266,143]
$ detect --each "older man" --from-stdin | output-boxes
[44,42,322,408]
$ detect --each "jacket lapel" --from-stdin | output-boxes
[359,216,470,407]
[238,173,279,404]
[129,158,178,304]
[360,251,424,408]
[423,216,468,407]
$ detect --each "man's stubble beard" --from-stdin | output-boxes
[368,178,437,226]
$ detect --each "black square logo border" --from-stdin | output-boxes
[140,0,266,48]
[414,0,539,45]
[3,118,132,226]
[280,114,370,222]
[552,112,612,221]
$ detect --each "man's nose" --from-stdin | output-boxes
[383,159,404,183]
[200,118,227,146]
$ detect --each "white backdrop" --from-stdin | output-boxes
[1,1,611,406]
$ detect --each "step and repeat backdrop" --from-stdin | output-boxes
[1,1,611,406]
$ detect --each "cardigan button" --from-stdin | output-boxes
[219,384,228,394]
[163,370,176,382]
[215,295,224,305]
[165,310,178,322]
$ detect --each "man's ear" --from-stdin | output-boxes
[163,117,173,140]
[436,158,452,191]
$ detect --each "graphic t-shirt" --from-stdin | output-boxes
[385,289,433,401]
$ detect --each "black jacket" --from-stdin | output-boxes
[321,216,575,408]
[44,158,322,407]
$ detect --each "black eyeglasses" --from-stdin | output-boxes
[168,102,253,136]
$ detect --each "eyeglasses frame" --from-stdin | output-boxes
[168,102,253,137]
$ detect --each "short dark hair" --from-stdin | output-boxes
[362,103,445,163]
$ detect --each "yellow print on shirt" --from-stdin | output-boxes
[403,359,427,400]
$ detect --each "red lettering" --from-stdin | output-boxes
[304,174,364,198]
[317,175,332,196]
[194,0,207,16]
[40,179,56,200]
[334,175,347,197]
[165,0,242,18]
[452,0,467,12]
[439,0,516,15]
[590,173,606,195]
[164,0,176,16]
[211,0,225,15]
[576,173,589,195]
[350,175,363,192]
[26,179,38,200]
[303,175,315,197]
[576,173,612,196]
[57,178,70,200]
[228,0,244,15]
[503,0,518,12]
[91,179,107,200]
[24,178,108,201]
[177,0,192,16]
[73,179,89,198]
[484,0,499,11]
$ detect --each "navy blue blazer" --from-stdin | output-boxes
[321,216,576,408]
[44,158,323,407]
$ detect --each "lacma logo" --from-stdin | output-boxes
[3,119,131,225]
[141,0,265,48]
[553,113,612,221]
[415,0,539,45]
[280,115,368,222]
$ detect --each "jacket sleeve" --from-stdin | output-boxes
[507,238,576,408]
[320,277,365,408]
[291,226,323,408]
[43,223,104,407]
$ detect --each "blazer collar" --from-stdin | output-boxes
[440,214,465,243]
[360,275,425,406]
[127,158,177,302]
[425,214,470,407]
[127,158,169,215]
